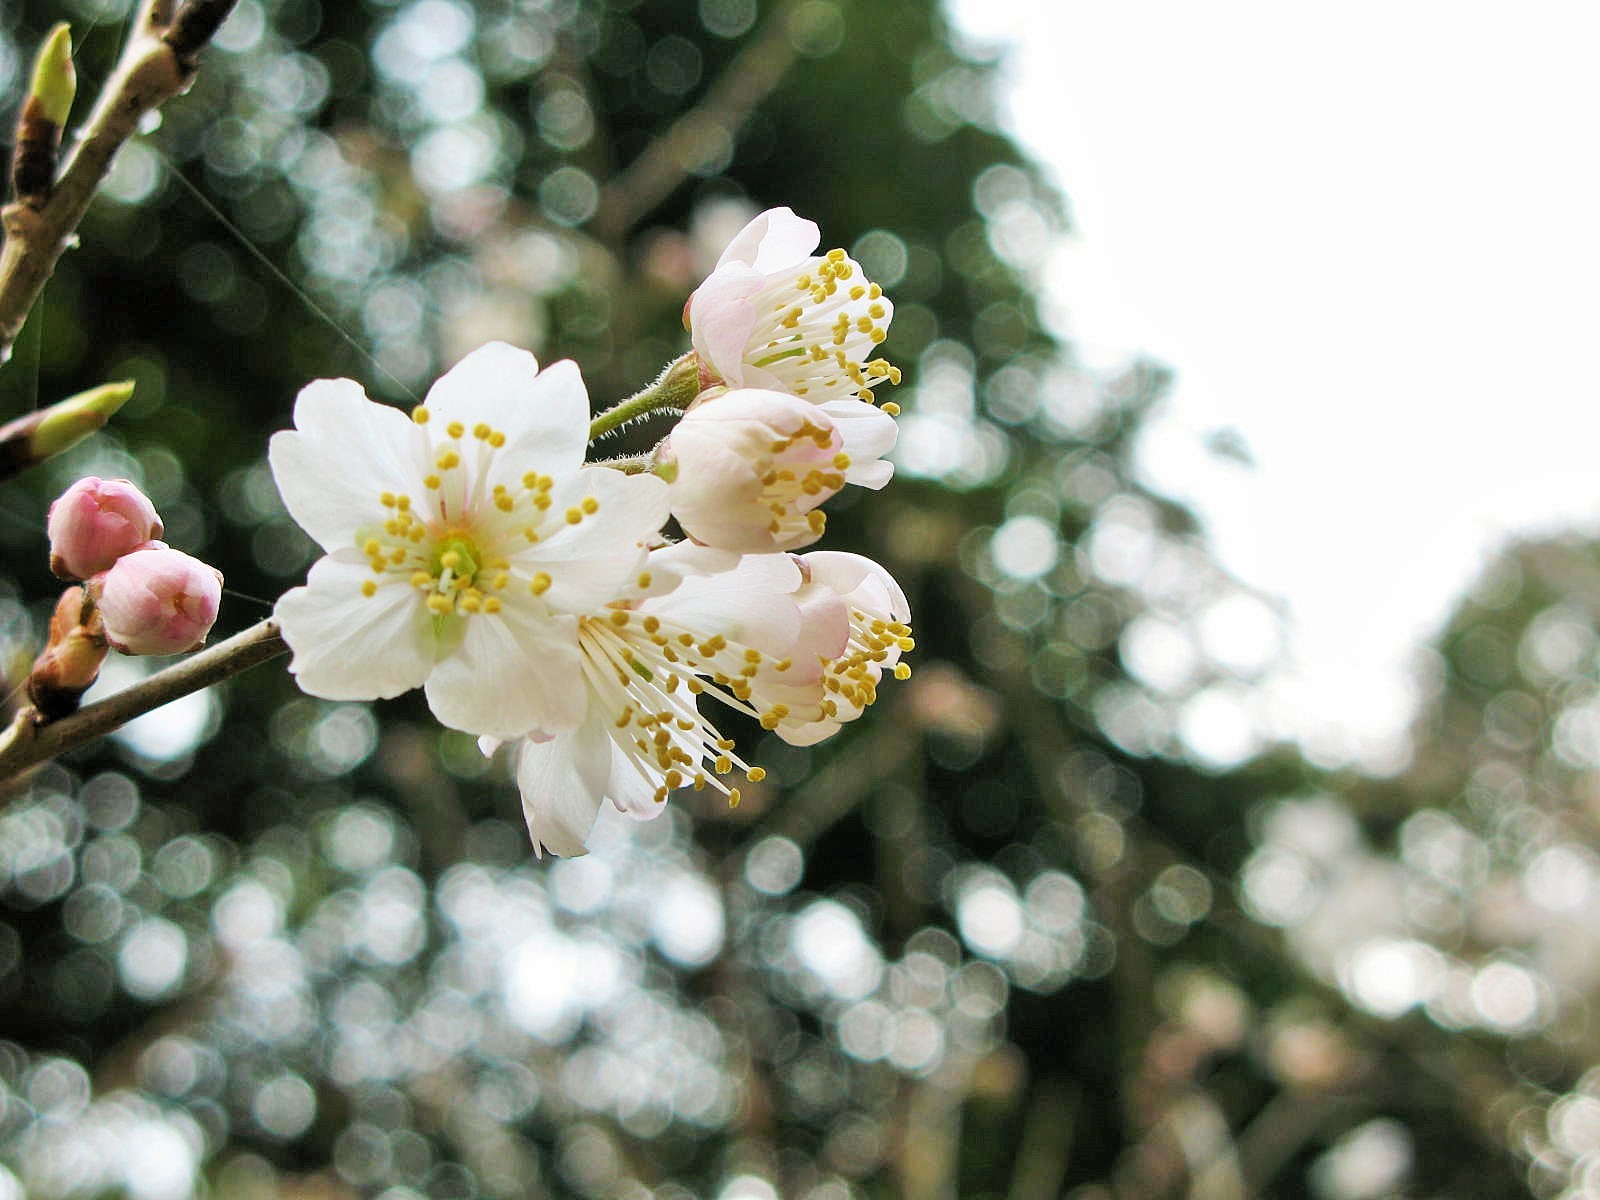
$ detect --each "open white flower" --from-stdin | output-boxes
[270,342,670,741]
[659,388,897,552]
[504,548,852,855]
[687,207,903,410]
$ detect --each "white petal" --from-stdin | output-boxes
[820,399,898,489]
[515,718,613,857]
[275,552,434,700]
[516,469,670,611]
[647,553,803,657]
[426,345,589,478]
[804,550,911,622]
[270,380,429,551]
[604,734,664,820]
[424,607,587,739]
[715,207,820,274]
[688,266,763,384]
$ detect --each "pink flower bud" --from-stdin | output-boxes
[98,546,222,655]
[46,476,163,580]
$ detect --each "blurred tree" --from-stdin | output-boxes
[0,0,1554,1197]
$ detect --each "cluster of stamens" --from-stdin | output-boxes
[818,608,915,725]
[354,404,603,616]
[577,604,828,807]
[758,419,851,541]
[751,248,903,410]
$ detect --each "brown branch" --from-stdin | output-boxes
[0,618,283,781]
[0,0,237,362]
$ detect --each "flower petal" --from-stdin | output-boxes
[820,399,898,489]
[688,266,764,385]
[424,345,589,478]
[646,553,804,658]
[424,606,587,739]
[270,380,429,552]
[515,718,613,857]
[275,551,435,700]
[714,207,820,273]
[516,469,670,612]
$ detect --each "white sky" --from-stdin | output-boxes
[945,0,1600,770]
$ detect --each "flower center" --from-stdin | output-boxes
[430,534,481,588]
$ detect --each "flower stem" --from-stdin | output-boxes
[0,618,284,782]
[589,352,701,442]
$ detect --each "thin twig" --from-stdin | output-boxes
[0,618,283,781]
[0,0,238,362]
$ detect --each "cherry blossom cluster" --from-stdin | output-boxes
[32,476,223,717]
[269,209,913,856]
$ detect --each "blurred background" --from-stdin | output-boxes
[0,1,1595,1197]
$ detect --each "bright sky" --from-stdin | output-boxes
[945,0,1600,771]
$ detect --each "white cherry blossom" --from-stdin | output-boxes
[687,207,903,410]
[269,342,669,741]
[659,388,897,552]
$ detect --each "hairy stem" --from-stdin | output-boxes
[0,618,284,782]
[589,351,700,442]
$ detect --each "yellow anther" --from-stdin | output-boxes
[728,788,742,809]
[489,431,506,447]
[894,663,912,680]
[664,770,684,789]
[361,580,378,597]
[473,422,491,440]
[827,247,847,262]
[743,648,762,664]
[565,508,582,524]
[461,594,482,613]
[859,388,875,404]
[870,328,887,343]
[714,755,732,774]
[363,538,381,556]
[868,303,886,319]
[850,285,866,300]
[380,492,396,507]
[530,573,552,595]
[746,766,766,783]
[643,616,661,633]
[495,494,515,512]
[637,571,653,589]
[424,474,442,489]
[389,548,406,564]
[869,283,883,299]
[882,402,901,416]
[484,597,503,614]
[493,571,510,590]
[396,494,412,511]
[413,406,431,424]
[411,571,432,587]
[610,610,629,626]
[441,551,461,570]
[535,494,552,510]
[523,472,539,489]
[446,421,465,439]
[436,451,460,470]
[426,594,453,614]
[524,528,540,542]
[580,496,599,514]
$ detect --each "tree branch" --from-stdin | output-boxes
[0,0,238,363]
[0,618,283,781]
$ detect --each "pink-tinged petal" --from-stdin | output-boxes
[646,553,804,659]
[803,550,912,622]
[820,399,897,489]
[688,266,764,385]
[424,605,586,739]
[515,716,613,857]
[514,469,669,612]
[603,733,664,820]
[99,547,222,655]
[47,477,163,580]
[270,379,430,551]
[275,551,435,700]
[714,207,820,273]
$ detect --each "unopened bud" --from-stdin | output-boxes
[99,546,222,655]
[30,24,76,128]
[47,475,163,580]
[27,585,108,721]
[0,381,135,481]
